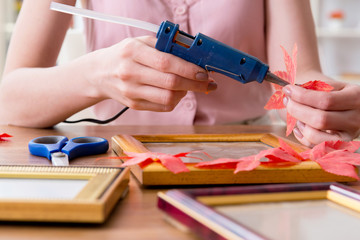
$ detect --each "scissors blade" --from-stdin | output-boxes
[51,152,69,166]
[264,71,289,87]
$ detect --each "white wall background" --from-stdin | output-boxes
[312,0,360,79]
[0,5,5,77]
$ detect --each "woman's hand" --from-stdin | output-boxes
[88,36,216,112]
[282,81,360,147]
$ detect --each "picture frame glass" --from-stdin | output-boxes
[144,141,270,163]
[0,166,129,223]
[214,199,360,239]
[0,178,89,200]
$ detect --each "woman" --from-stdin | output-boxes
[1,0,359,147]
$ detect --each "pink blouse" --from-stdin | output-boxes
[84,0,272,125]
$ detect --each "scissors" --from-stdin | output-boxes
[29,136,109,166]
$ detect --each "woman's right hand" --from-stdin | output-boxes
[88,36,217,112]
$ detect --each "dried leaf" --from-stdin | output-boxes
[121,151,190,174]
[234,157,261,173]
[0,133,12,142]
[324,140,360,153]
[278,138,304,161]
[261,147,301,163]
[101,139,360,179]
[264,91,285,110]
[307,140,360,160]
[286,113,297,136]
[280,45,297,84]
[316,154,359,180]
[195,158,241,169]
[301,140,360,180]
[319,150,360,166]
[300,80,334,92]
[264,44,334,136]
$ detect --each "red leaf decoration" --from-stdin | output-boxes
[195,158,241,169]
[300,80,333,92]
[234,157,261,173]
[261,147,301,164]
[195,143,303,174]
[100,138,360,179]
[264,44,334,136]
[264,91,285,110]
[121,151,190,174]
[281,45,297,84]
[325,140,360,152]
[194,137,360,180]
[316,151,360,180]
[302,141,360,179]
[286,113,298,136]
[278,138,304,161]
[0,133,12,142]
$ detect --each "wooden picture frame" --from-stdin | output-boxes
[111,133,355,186]
[158,182,360,240]
[0,165,129,223]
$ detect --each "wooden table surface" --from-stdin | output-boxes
[0,124,346,240]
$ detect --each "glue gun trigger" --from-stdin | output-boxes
[205,65,245,82]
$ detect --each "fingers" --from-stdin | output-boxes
[283,83,360,111]
[121,84,187,111]
[293,121,354,147]
[105,74,188,112]
[134,36,210,83]
[138,35,157,48]
[285,93,360,132]
[283,82,360,145]
[101,36,217,112]
[121,62,213,92]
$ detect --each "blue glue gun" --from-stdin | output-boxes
[155,21,288,86]
[49,3,287,86]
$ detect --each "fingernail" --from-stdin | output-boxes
[282,86,292,97]
[293,127,303,139]
[297,121,305,132]
[207,82,217,92]
[196,72,209,81]
[283,96,288,106]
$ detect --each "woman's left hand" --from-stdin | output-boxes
[282,81,360,147]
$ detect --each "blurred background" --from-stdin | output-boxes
[0,0,85,77]
[0,0,359,123]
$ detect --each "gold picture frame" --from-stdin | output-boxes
[111,133,355,186]
[0,165,129,223]
[158,182,360,240]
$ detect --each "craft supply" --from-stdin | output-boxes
[157,183,360,240]
[0,133,12,142]
[264,44,333,135]
[29,136,109,166]
[195,139,360,180]
[0,165,129,223]
[50,2,288,86]
[50,2,289,125]
[110,133,356,186]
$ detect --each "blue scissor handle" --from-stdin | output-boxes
[29,136,68,160]
[61,136,109,160]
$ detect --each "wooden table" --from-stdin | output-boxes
[0,124,329,239]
